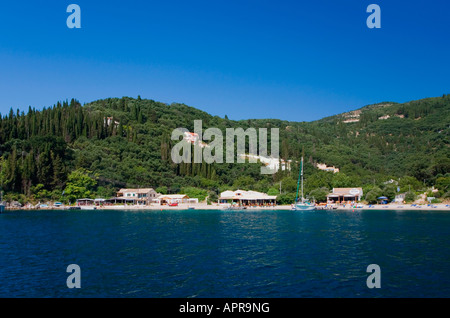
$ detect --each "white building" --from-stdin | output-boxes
[183,132,199,144]
[218,190,277,206]
[155,194,198,205]
[238,154,291,172]
[183,132,208,148]
[117,188,159,204]
[316,163,340,173]
[327,188,363,203]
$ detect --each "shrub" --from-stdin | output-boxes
[405,191,416,202]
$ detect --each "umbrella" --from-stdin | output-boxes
[377,196,388,200]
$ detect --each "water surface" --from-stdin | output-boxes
[0,209,449,297]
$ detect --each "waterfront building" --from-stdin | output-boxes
[218,190,277,207]
[76,198,95,206]
[155,194,197,205]
[327,188,363,203]
[116,188,159,205]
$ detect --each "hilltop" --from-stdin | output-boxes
[0,94,449,204]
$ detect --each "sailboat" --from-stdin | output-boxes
[292,157,315,211]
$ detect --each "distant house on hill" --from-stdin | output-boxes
[183,132,208,148]
[238,154,292,172]
[183,132,199,144]
[341,110,361,123]
[316,163,339,173]
[104,117,119,127]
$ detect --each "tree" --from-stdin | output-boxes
[405,191,416,203]
[309,187,330,202]
[435,176,450,196]
[232,176,255,190]
[365,186,382,204]
[398,176,422,192]
[156,186,168,195]
[280,177,297,194]
[118,121,124,137]
[63,168,97,202]
[331,173,353,188]
[31,183,50,201]
[0,156,8,191]
[277,193,296,205]
[382,184,397,202]
[207,190,218,205]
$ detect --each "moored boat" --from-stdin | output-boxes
[66,206,81,210]
[79,206,96,210]
[225,204,247,210]
[292,156,315,211]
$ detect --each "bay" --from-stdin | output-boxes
[0,209,449,298]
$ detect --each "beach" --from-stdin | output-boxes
[103,203,450,211]
[6,202,449,211]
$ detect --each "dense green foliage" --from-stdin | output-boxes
[0,94,449,204]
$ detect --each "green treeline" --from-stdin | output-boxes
[0,95,449,204]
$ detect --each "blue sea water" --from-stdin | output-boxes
[0,209,449,298]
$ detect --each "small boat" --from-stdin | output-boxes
[292,157,315,211]
[187,207,195,210]
[53,202,64,209]
[79,206,96,210]
[66,206,81,210]
[292,200,315,211]
[225,205,247,210]
[168,202,178,207]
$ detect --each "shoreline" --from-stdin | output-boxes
[4,203,450,211]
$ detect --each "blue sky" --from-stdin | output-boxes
[0,0,449,121]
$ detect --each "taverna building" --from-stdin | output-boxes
[218,190,277,207]
[327,188,363,204]
[115,188,159,205]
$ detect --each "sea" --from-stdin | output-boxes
[0,209,449,298]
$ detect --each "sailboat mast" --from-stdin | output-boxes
[301,157,304,201]
[295,158,301,203]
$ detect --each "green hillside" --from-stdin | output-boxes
[0,94,449,204]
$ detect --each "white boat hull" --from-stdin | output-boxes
[79,206,96,210]
[292,204,315,211]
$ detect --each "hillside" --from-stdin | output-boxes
[0,94,449,204]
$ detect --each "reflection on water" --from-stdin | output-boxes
[0,209,449,297]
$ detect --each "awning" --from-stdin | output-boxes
[107,197,135,201]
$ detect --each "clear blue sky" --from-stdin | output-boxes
[0,0,449,121]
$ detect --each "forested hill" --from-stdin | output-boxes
[0,94,449,204]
